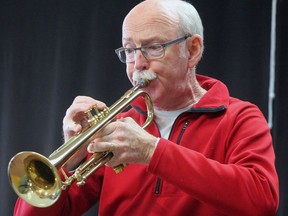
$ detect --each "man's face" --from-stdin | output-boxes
[122,8,191,110]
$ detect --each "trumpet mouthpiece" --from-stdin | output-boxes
[137,79,150,88]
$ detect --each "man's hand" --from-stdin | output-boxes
[62,96,107,170]
[87,117,158,167]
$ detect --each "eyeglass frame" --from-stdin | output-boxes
[115,34,192,63]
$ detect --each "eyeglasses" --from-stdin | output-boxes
[115,34,191,63]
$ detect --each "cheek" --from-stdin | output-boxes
[126,64,134,83]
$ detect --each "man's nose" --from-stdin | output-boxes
[133,49,149,70]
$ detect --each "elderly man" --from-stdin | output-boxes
[14,0,279,215]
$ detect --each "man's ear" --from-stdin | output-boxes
[186,34,203,68]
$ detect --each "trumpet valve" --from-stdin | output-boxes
[86,106,110,126]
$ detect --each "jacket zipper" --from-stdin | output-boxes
[154,120,190,195]
[176,121,190,144]
[154,177,162,195]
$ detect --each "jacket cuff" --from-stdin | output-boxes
[147,138,168,174]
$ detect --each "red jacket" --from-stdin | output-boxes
[14,75,279,216]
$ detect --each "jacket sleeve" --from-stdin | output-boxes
[148,103,279,216]
[14,166,104,216]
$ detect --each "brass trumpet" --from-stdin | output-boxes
[7,79,154,208]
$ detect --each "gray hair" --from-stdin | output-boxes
[154,0,204,41]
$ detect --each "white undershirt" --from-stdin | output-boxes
[154,104,193,139]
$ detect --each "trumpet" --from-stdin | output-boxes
[7,79,154,208]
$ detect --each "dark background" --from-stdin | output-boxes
[0,0,287,215]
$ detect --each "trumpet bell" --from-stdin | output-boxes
[8,151,62,208]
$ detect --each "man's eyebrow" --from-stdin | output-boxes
[122,36,168,45]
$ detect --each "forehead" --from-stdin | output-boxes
[122,3,179,43]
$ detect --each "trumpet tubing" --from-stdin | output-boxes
[7,79,154,208]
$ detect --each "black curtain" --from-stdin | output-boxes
[0,1,287,215]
